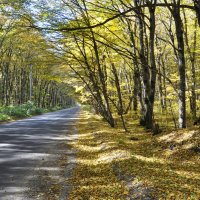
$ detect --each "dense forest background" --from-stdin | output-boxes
[0,0,200,131]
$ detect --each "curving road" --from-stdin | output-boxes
[0,106,80,200]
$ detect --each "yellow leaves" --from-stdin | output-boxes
[40,74,61,82]
[67,112,128,200]
[158,130,198,144]
[133,154,168,164]
[175,170,200,180]
[77,149,131,166]
[75,85,84,93]
[123,190,129,195]
[126,0,132,4]
[70,111,200,199]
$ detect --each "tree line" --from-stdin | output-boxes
[1,0,200,131]
[0,9,75,109]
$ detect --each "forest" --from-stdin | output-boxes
[0,0,200,130]
[0,0,200,199]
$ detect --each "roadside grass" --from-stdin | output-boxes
[0,102,69,123]
[68,111,200,199]
[0,113,11,121]
[0,101,43,122]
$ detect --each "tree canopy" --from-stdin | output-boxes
[1,0,200,131]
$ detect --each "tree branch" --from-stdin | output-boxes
[28,3,195,32]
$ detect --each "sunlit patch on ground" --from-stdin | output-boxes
[133,154,168,164]
[73,142,114,153]
[77,149,131,165]
[96,149,131,163]
[158,130,198,143]
[175,170,200,180]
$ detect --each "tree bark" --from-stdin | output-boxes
[173,3,186,128]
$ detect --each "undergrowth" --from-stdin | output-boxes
[0,101,65,122]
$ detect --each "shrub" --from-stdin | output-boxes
[0,101,44,119]
[0,114,10,121]
[0,101,69,121]
[31,108,43,115]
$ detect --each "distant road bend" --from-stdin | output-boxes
[0,106,80,200]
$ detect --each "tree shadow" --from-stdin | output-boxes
[0,107,80,199]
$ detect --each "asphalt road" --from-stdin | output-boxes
[0,106,80,200]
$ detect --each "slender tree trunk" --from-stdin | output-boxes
[134,1,150,127]
[146,2,157,129]
[183,12,197,120]
[111,63,127,131]
[134,1,157,129]
[165,0,186,128]
[173,6,186,128]
[193,0,200,26]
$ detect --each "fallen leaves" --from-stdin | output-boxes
[66,111,200,199]
[67,112,129,199]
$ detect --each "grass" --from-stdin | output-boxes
[66,110,200,199]
[0,101,43,119]
[0,101,67,123]
[0,114,11,121]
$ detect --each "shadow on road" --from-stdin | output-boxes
[0,107,80,200]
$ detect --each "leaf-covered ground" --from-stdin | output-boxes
[65,111,200,200]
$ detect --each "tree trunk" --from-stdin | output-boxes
[173,6,186,128]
